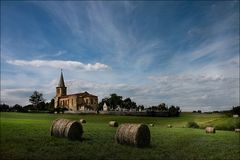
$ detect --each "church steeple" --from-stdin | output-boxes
[58,69,65,87]
[56,69,67,97]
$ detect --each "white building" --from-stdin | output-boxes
[103,103,109,111]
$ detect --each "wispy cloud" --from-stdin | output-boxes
[7,60,109,71]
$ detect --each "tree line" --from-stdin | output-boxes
[0,91,55,113]
[98,93,138,110]
[98,93,181,117]
[2,90,239,117]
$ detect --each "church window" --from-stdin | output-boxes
[90,99,93,104]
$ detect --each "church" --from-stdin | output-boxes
[54,71,98,111]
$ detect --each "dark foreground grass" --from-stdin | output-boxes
[0,112,239,160]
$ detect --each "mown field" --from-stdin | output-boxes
[0,112,239,160]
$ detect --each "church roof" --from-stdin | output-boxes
[58,71,65,87]
[60,91,97,98]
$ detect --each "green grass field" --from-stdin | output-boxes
[0,112,239,160]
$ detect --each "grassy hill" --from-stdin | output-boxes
[0,112,239,160]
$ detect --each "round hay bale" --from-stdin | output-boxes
[205,127,216,133]
[149,123,154,127]
[233,114,239,118]
[109,121,118,127]
[235,128,240,133]
[50,118,83,140]
[115,123,151,147]
[167,124,172,128]
[80,119,86,124]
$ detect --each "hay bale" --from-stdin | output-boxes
[149,123,154,127]
[50,118,83,140]
[205,127,216,133]
[233,114,239,118]
[115,123,151,147]
[235,128,240,132]
[80,119,86,123]
[109,121,118,127]
[167,124,172,128]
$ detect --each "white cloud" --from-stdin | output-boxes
[147,73,239,111]
[1,72,238,111]
[1,88,34,106]
[7,59,109,71]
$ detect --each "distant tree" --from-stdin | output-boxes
[99,94,137,110]
[123,98,137,109]
[0,103,10,112]
[197,110,202,113]
[137,105,144,111]
[44,99,55,112]
[29,91,45,110]
[232,106,240,115]
[47,99,55,112]
[98,97,110,111]
[98,100,104,111]
[11,104,23,112]
[158,103,168,111]
[23,104,34,111]
[168,105,180,117]
[109,93,123,109]
[193,110,197,113]
[131,101,137,109]
[151,106,158,111]
[37,101,46,110]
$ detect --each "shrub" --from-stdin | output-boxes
[187,121,199,128]
[234,119,240,128]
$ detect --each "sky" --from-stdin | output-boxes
[1,1,239,111]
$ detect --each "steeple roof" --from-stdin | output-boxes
[58,70,65,87]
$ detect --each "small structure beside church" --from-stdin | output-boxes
[54,71,98,111]
[103,103,109,111]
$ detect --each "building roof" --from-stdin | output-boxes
[58,70,65,87]
[60,91,98,98]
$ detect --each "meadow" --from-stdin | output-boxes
[0,112,239,160]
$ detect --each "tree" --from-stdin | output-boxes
[122,98,132,109]
[0,103,10,112]
[45,99,55,112]
[168,105,180,117]
[11,104,23,112]
[232,106,240,115]
[109,93,123,109]
[137,105,144,111]
[98,97,110,111]
[29,91,45,110]
[37,101,46,110]
[49,99,55,110]
[122,98,137,110]
[158,103,168,111]
[23,104,34,111]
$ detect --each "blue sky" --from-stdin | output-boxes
[1,1,239,111]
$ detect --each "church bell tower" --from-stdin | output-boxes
[56,70,67,97]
